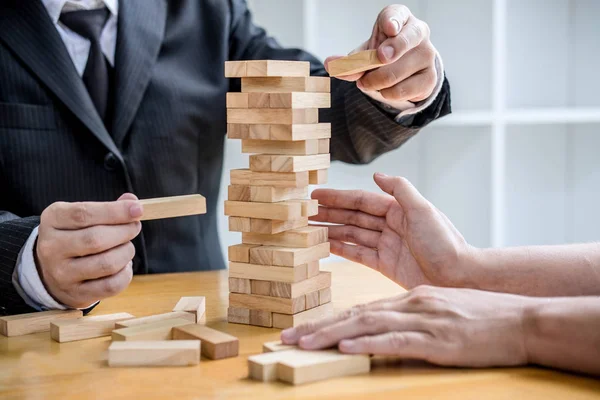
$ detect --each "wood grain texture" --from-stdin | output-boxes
[227,108,319,124]
[272,302,334,329]
[50,313,134,343]
[230,169,309,188]
[319,288,332,305]
[228,278,251,294]
[229,216,308,234]
[269,92,331,109]
[228,185,308,203]
[172,297,206,323]
[250,242,330,267]
[229,262,308,283]
[225,60,310,78]
[224,201,302,220]
[139,194,206,221]
[309,169,328,185]
[111,318,192,341]
[227,307,250,325]
[241,139,320,156]
[249,154,330,173]
[249,272,331,299]
[108,341,201,367]
[249,310,273,328]
[242,226,328,248]
[262,340,296,353]
[173,325,239,360]
[229,293,306,315]
[0,310,82,337]
[115,311,195,329]
[241,77,330,93]
[327,50,384,77]
[227,123,331,141]
[305,291,320,310]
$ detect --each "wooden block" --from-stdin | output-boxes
[270,123,331,141]
[276,349,371,385]
[115,312,195,329]
[307,260,320,278]
[50,312,134,343]
[251,271,331,299]
[227,123,250,139]
[173,297,206,323]
[242,226,328,248]
[247,60,310,77]
[108,341,201,367]
[227,108,319,124]
[111,318,192,341]
[227,307,250,325]
[327,49,384,77]
[248,350,295,382]
[248,124,271,139]
[263,341,297,353]
[231,169,309,188]
[0,310,82,337]
[229,262,308,283]
[241,139,320,156]
[269,93,331,109]
[139,194,206,221]
[287,199,318,217]
[229,277,251,294]
[319,288,332,305]
[249,154,330,173]
[229,216,251,232]
[224,200,302,220]
[225,61,246,77]
[228,185,251,201]
[305,291,320,310]
[228,185,308,203]
[318,139,330,154]
[172,325,239,360]
[242,77,330,93]
[250,242,330,267]
[229,293,305,315]
[226,92,249,108]
[272,302,334,329]
[249,310,273,328]
[249,217,308,234]
[309,169,328,184]
[228,243,260,263]
[227,93,272,109]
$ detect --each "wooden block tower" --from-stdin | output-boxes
[224,60,334,329]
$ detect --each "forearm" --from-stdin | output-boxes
[463,243,600,297]
[524,296,600,376]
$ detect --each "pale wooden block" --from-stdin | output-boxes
[224,200,302,220]
[287,199,318,217]
[249,310,273,328]
[248,350,296,382]
[229,277,251,294]
[249,217,308,234]
[172,325,239,360]
[229,262,308,283]
[228,185,251,201]
[269,92,331,109]
[318,139,330,154]
[307,260,320,278]
[228,243,260,263]
[226,92,249,108]
[241,139,320,156]
[227,109,319,125]
[111,318,192,341]
[242,226,328,248]
[327,49,384,77]
[231,169,309,188]
[270,123,331,141]
[248,92,271,108]
[227,307,250,325]
[309,169,328,185]
[246,60,310,77]
[272,302,334,329]
[227,123,250,139]
[229,293,305,315]
[50,312,134,343]
[249,154,272,172]
[251,271,331,299]
[0,310,82,337]
[115,311,195,329]
[173,296,206,323]
[250,280,272,296]
[305,291,320,310]
[228,185,308,203]
[262,340,296,353]
[250,242,330,267]
[241,77,330,93]
[250,154,330,173]
[224,61,246,77]
[276,349,371,385]
[248,124,271,139]
[229,216,252,232]
[108,341,201,367]
[319,288,332,305]
[139,194,206,221]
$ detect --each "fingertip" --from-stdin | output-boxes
[385,17,401,37]
[339,339,358,353]
[118,193,139,201]
[378,44,396,64]
[280,328,295,344]
[298,334,316,349]
[129,202,143,219]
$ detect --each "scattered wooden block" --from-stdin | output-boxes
[173,297,206,323]
[250,272,331,299]
[172,325,239,360]
[305,291,320,310]
[318,139,330,154]
[225,60,310,78]
[229,293,306,315]
[228,185,308,203]
[229,216,308,235]
[272,302,334,329]
[111,318,191,341]
[224,200,302,220]
[229,277,251,294]
[0,310,82,337]
[249,154,330,173]
[231,169,309,188]
[309,169,328,185]
[115,311,195,329]
[250,242,330,266]
[241,139,320,156]
[327,49,384,77]
[242,226,328,248]
[241,77,330,93]
[139,194,206,221]
[227,307,250,324]
[108,341,201,367]
[269,93,331,109]
[263,340,296,353]
[319,288,332,305]
[250,310,273,328]
[50,312,134,343]
[248,350,295,382]
[229,262,308,283]
[228,243,260,263]
[227,109,319,125]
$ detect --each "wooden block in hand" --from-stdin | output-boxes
[115,311,195,329]
[229,216,308,234]
[228,185,308,203]
[108,341,201,367]
[50,312,134,343]
[225,200,304,220]
[262,340,297,353]
[231,169,309,188]
[229,262,308,283]
[227,307,250,324]
[111,318,192,341]
[249,154,330,173]
[0,310,82,337]
[229,293,306,315]
[228,243,260,263]
[242,226,328,248]
[139,194,206,221]
[241,77,330,93]
[250,271,331,299]
[309,169,328,185]
[227,109,318,125]
[327,49,384,77]
[272,302,334,329]
[225,60,310,78]
[241,139,324,156]
[173,297,206,323]
[172,325,239,360]
[250,242,330,266]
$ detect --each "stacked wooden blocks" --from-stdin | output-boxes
[224,60,333,329]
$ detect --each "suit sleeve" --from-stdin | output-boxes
[227,0,451,164]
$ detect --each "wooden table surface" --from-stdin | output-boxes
[1,261,599,400]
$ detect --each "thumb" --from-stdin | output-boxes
[118,193,139,201]
[373,173,428,210]
[374,5,411,63]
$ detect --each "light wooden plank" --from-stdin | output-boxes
[227,123,250,139]
[272,302,334,329]
[269,123,331,141]
[229,262,308,283]
[227,307,250,325]
[115,311,195,329]
[228,185,308,203]
[309,169,328,185]
[172,325,239,360]
[50,313,134,343]
[229,293,305,315]
[319,288,332,305]
[318,139,330,154]
[228,243,260,263]
[246,60,310,77]
[241,139,320,156]
[230,169,309,188]
[262,341,297,353]
[108,341,201,367]
[242,226,328,248]
[327,50,384,77]
[250,242,330,267]
[249,310,273,328]
[227,109,319,124]
[241,77,330,93]
[226,92,249,108]
[248,217,308,235]
[250,271,331,299]
[305,291,319,310]
[269,93,331,109]
[249,154,330,173]
[139,194,206,221]
[172,297,206,323]
[224,61,246,78]
[228,277,251,294]
[0,310,82,337]
[224,200,302,220]
[111,318,192,341]
[248,350,295,382]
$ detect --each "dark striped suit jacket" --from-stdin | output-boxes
[0,0,451,315]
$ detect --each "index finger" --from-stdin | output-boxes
[49,200,143,230]
[311,189,395,217]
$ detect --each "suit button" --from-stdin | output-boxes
[103,152,119,171]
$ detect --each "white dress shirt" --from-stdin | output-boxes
[14,0,443,311]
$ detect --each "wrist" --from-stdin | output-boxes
[520,298,551,366]
[448,244,484,289]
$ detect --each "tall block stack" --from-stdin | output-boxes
[224,60,334,329]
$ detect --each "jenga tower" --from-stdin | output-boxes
[224,60,333,329]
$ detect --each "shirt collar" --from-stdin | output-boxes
[41,0,119,25]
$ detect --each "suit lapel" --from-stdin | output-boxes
[111,0,167,149]
[0,0,121,157]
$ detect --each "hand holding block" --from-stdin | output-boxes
[172,297,206,323]
[108,341,201,367]
[1,310,82,337]
[172,325,239,360]
[327,50,384,77]
[139,194,206,221]
[50,312,134,343]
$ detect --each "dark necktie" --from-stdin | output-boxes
[60,8,111,121]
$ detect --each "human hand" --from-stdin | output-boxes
[311,173,474,289]
[325,5,438,103]
[281,285,537,368]
[35,193,143,308]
